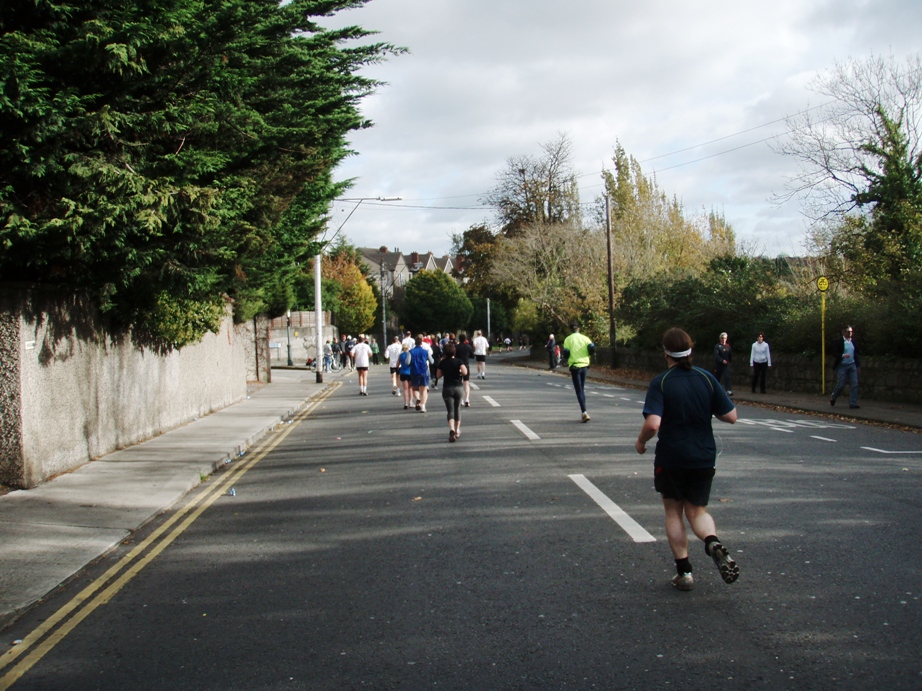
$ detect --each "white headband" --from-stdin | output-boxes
[665,348,692,358]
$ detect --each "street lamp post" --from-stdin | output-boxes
[314,196,401,384]
[380,261,390,353]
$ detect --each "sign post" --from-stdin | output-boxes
[816,276,829,394]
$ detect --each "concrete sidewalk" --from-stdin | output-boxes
[0,367,343,631]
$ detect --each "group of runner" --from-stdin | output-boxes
[338,321,740,592]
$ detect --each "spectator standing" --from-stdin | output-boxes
[472,329,490,379]
[546,334,557,370]
[830,325,860,409]
[322,340,333,372]
[352,336,372,395]
[370,337,380,365]
[635,327,739,591]
[437,343,468,442]
[713,332,733,396]
[563,323,595,423]
[749,332,772,394]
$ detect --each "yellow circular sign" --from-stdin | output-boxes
[817,276,829,292]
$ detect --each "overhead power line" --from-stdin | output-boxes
[341,101,834,208]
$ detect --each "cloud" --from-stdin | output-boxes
[321,0,921,258]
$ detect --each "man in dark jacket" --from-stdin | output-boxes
[545,334,557,370]
[830,325,860,409]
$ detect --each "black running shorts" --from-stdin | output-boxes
[654,467,716,506]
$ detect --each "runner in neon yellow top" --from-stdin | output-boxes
[563,324,595,422]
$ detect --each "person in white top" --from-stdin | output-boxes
[352,335,373,395]
[472,329,490,379]
[385,336,403,395]
[749,332,772,394]
[401,330,415,350]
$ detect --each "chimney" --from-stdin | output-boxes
[378,246,388,253]
[411,251,419,265]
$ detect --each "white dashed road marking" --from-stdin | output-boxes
[483,396,501,407]
[510,420,540,440]
[811,436,838,442]
[569,474,656,543]
[861,447,922,454]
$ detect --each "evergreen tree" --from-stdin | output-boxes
[402,270,472,335]
[0,0,402,346]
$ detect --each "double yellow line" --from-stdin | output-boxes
[0,383,339,689]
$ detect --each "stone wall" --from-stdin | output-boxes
[266,310,338,366]
[0,286,248,488]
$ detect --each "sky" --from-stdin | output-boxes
[318,0,921,259]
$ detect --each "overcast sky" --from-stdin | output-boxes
[319,0,920,259]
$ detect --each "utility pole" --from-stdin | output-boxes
[605,192,617,368]
[314,254,323,383]
[380,261,389,353]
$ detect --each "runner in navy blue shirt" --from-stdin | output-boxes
[636,327,740,591]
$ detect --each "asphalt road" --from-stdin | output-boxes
[5,364,922,690]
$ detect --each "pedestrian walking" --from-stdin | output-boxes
[635,327,740,591]
[749,332,771,393]
[352,335,372,395]
[563,322,595,422]
[472,329,490,379]
[713,332,733,396]
[385,336,402,395]
[546,334,557,370]
[830,325,860,409]
[455,332,474,407]
[409,336,432,412]
[437,343,468,442]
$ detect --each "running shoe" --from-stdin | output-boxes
[420,404,426,413]
[415,401,421,411]
[449,430,456,442]
[463,401,470,408]
[581,411,590,423]
[707,542,739,584]
[671,572,694,591]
